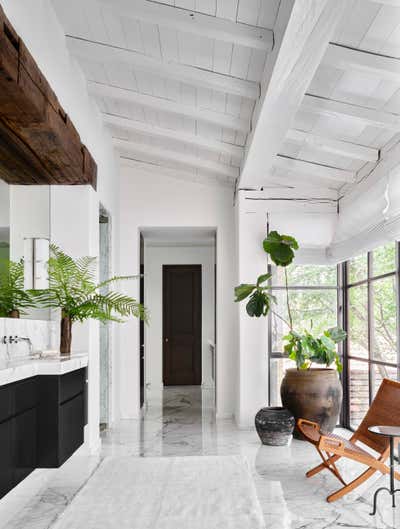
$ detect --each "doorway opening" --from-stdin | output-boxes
[140,228,217,417]
[99,205,111,431]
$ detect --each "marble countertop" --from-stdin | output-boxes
[0,353,88,387]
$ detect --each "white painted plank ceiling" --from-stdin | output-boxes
[52,0,400,194]
[52,0,280,186]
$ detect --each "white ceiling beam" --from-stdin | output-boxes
[120,158,234,189]
[302,93,400,131]
[324,43,400,84]
[286,128,379,161]
[274,155,356,183]
[97,0,273,51]
[114,137,239,179]
[366,0,400,5]
[89,81,250,133]
[103,113,243,158]
[67,36,259,100]
[239,0,347,189]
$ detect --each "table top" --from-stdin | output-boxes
[368,425,400,438]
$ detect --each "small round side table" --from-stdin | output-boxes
[368,425,400,516]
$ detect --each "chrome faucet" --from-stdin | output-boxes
[15,337,34,357]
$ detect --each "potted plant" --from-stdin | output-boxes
[0,259,35,318]
[36,245,148,355]
[235,231,346,441]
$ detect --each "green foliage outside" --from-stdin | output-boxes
[348,243,397,368]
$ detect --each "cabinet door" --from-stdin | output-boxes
[0,420,13,499]
[59,393,84,465]
[13,408,37,484]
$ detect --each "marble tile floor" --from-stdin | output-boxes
[0,385,399,528]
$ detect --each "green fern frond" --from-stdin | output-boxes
[37,246,148,325]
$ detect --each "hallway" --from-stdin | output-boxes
[0,386,398,529]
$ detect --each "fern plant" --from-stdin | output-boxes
[0,259,35,318]
[35,245,148,354]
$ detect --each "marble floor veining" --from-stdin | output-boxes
[0,385,399,528]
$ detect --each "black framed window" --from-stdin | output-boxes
[268,263,340,406]
[342,242,400,430]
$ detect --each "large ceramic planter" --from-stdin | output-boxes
[255,406,295,446]
[280,368,342,440]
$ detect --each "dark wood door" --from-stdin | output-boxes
[163,265,202,386]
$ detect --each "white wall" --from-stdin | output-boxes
[144,243,215,390]
[119,162,236,420]
[1,0,121,450]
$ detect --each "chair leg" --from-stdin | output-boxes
[327,467,377,503]
[306,453,342,478]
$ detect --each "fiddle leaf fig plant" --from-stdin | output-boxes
[262,231,299,266]
[234,229,346,370]
[234,273,276,317]
[284,327,346,372]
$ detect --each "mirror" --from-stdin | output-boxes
[0,179,51,320]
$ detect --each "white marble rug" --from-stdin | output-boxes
[50,455,266,529]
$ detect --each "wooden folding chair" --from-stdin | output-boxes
[298,378,400,502]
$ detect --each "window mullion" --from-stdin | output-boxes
[367,251,373,405]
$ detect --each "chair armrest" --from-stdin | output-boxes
[297,418,320,430]
[319,435,345,454]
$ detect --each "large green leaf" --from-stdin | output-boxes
[246,290,268,317]
[234,283,256,302]
[262,230,299,267]
[256,272,271,286]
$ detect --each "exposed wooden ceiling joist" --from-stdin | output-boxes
[302,94,400,131]
[88,81,250,133]
[67,36,259,100]
[274,155,355,183]
[114,137,239,179]
[104,113,243,158]
[96,0,273,51]
[286,129,379,161]
[323,43,400,84]
[239,0,347,189]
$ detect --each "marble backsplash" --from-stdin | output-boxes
[0,318,58,362]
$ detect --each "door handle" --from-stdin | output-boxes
[165,337,169,343]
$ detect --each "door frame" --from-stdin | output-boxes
[162,264,202,386]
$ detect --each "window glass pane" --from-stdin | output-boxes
[349,359,369,430]
[371,363,398,401]
[348,285,368,359]
[372,242,396,277]
[269,357,292,406]
[372,276,397,364]
[271,264,337,287]
[348,253,367,284]
[271,289,337,352]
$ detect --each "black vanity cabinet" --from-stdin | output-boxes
[37,368,86,468]
[0,368,87,500]
[0,377,37,499]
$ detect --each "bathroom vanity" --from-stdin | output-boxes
[0,355,88,499]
